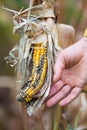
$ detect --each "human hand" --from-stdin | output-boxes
[46,37,87,107]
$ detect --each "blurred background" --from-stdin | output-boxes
[0,0,87,130]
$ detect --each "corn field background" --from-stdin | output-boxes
[0,0,87,130]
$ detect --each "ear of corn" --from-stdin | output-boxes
[5,1,61,116]
[16,43,48,103]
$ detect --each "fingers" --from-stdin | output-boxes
[53,52,65,82]
[59,87,82,106]
[46,85,82,107]
[48,80,64,98]
[46,84,71,107]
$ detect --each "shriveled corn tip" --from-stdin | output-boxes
[16,93,25,102]
[16,91,31,102]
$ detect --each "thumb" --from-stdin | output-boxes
[53,52,65,82]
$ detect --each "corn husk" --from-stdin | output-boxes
[5,0,61,116]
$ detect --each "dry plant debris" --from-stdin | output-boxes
[4,0,61,116]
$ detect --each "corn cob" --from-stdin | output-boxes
[17,43,48,103]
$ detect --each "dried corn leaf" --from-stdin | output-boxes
[5,0,61,116]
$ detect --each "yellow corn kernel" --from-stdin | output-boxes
[84,28,87,38]
[25,97,31,102]
[26,87,33,94]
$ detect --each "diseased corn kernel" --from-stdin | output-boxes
[17,43,48,103]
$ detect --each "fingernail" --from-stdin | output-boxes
[53,75,57,83]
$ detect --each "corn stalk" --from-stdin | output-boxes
[5,0,75,130]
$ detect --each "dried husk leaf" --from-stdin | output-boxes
[5,1,61,116]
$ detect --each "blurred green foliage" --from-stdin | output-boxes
[59,0,85,28]
[0,0,87,75]
[0,0,27,75]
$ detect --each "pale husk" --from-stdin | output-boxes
[5,1,61,116]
